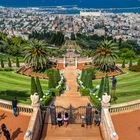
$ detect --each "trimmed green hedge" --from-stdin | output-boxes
[0,68,13,71]
[80,87,90,96]
[42,94,52,105]
[90,94,100,106]
[52,86,62,96]
[129,65,140,72]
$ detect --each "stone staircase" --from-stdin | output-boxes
[41,124,102,140]
[40,66,103,140]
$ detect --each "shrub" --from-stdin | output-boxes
[1,59,4,68]
[122,59,125,68]
[129,59,133,68]
[129,65,140,72]
[98,77,104,98]
[80,87,90,96]
[31,77,37,95]
[51,86,62,96]
[8,57,12,67]
[90,94,100,106]
[16,57,20,67]
[0,68,13,71]
[36,77,43,98]
[42,94,52,105]
[137,58,140,66]
[47,68,61,88]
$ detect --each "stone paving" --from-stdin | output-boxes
[0,108,30,140]
[112,110,140,140]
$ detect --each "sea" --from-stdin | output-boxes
[0,0,140,14]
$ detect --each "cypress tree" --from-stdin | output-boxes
[104,76,110,95]
[137,58,140,66]
[31,77,37,95]
[16,57,20,67]
[8,57,12,67]
[129,59,133,68]
[1,59,4,68]
[122,59,125,68]
[98,77,105,99]
[36,77,43,98]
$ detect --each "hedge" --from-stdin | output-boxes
[0,68,13,71]
[80,87,90,96]
[51,86,62,96]
[42,94,52,105]
[129,65,140,72]
[90,94,100,106]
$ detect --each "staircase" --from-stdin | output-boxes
[40,66,103,140]
[41,124,102,140]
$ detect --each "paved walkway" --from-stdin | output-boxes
[54,66,90,107]
[41,66,103,140]
[112,110,140,140]
[0,108,30,140]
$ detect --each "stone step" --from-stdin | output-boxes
[44,136,102,140]
[41,124,102,140]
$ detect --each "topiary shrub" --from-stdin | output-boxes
[80,87,90,96]
[16,57,20,67]
[31,77,37,95]
[42,94,52,105]
[129,59,133,68]
[122,59,125,68]
[90,94,100,106]
[8,57,12,67]
[137,58,140,66]
[1,59,4,68]
[51,86,62,96]
[36,77,43,98]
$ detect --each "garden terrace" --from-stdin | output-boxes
[17,66,49,79]
[93,70,140,104]
[0,71,48,104]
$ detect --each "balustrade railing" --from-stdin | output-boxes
[0,99,33,113]
[109,100,140,114]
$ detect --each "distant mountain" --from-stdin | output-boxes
[0,0,140,8]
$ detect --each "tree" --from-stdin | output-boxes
[137,58,140,66]
[8,57,12,67]
[0,59,4,68]
[122,59,125,68]
[31,77,37,95]
[24,40,48,71]
[36,77,43,98]
[98,77,105,99]
[129,59,133,68]
[94,40,118,72]
[16,57,20,67]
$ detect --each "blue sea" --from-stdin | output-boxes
[0,0,140,13]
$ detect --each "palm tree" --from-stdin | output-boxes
[94,40,118,72]
[24,40,48,70]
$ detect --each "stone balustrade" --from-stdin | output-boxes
[101,108,119,140]
[110,99,140,114]
[0,99,33,113]
[24,107,43,140]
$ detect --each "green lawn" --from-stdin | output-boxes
[93,71,140,104]
[0,71,48,104]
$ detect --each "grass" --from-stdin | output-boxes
[93,70,140,104]
[0,71,48,104]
